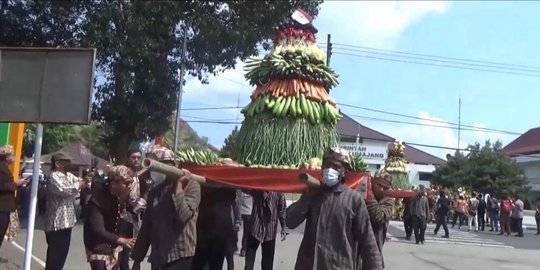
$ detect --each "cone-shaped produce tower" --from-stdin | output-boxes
[235,11,342,166]
[384,142,411,189]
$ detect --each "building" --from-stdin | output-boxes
[503,127,540,200]
[337,114,446,187]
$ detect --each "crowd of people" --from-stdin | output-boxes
[395,185,540,241]
[1,145,397,270]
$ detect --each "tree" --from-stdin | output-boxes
[22,122,108,158]
[220,126,239,158]
[432,140,530,198]
[3,1,323,161]
[84,1,324,161]
[431,150,467,189]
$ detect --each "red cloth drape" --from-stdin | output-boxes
[181,165,368,193]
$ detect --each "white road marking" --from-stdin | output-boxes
[5,237,47,267]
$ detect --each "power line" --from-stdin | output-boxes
[330,51,540,77]
[331,42,540,71]
[338,103,521,135]
[180,104,521,136]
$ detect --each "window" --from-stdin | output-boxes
[419,172,433,181]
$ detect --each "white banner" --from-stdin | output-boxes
[339,142,387,160]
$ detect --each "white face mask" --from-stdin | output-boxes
[150,171,167,186]
[322,168,341,187]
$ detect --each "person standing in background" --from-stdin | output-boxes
[488,196,500,232]
[468,193,479,232]
[238,190,253,257]
[499,197,512,236]
[477,194,487,231]
[411,185,429,244]
[0,145,29,263]
[535,200,540,235]
[45,152,88,270]
[79,169,94,219]
[402,197,413,240]
[511,195,524,237]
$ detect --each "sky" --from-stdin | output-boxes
[181,1,540,159]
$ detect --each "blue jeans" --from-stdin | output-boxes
[489,212,499,231]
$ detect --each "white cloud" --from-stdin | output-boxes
[316,1,450,47]
[363,111,518,159]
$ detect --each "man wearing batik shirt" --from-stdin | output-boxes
[366,170,394,268]
[286,148,383,270]
[45,152,88,270]
[244,190,287,270]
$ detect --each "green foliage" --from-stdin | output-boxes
[432,140,530,198]
[162,122,209,151]
[22,123,108,158]
[220,126,239,158]
[2,0,323,160]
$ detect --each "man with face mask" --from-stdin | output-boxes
[286,148,383,270]
[366,170,394,268]
[0,145,29,263]
[45,152,88,270]
[131,145,201,270]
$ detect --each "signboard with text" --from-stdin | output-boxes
[339,142,388,160]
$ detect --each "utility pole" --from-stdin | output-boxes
[326,34,332,66]
[173,29,188,153]
[457,97,462,152]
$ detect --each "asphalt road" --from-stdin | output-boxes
[1,217,539,270]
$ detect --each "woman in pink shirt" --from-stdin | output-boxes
[452,196,468,229]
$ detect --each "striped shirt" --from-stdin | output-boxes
[131,179,201,268]
[249,191,286,242]
[286,184,383,270]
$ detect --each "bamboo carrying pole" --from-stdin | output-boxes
[141,158,207,184]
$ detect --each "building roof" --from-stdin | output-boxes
[404,144,446,165]
[503,127,540,155]
[42,141,110,169]
[337,114,394,141]
[337,114,446,165]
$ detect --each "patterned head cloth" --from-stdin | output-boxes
[373,168,392,188]
[323,147,352,170]
[108,165,134,182]
[147,145,175,161]
[0,145,14,156]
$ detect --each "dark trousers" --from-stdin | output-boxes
[515,218,523,236]
[477,212,486,231]
[0,212,10,248]
[241,215,252,252]
[90,260,107,270]
[45,228,72,270]
[412,215,427,243]
[153,257,193,270]
[434,214,449,236]
[535,217,540,234]
[403,215,413,239]
[192,242,234,270]
[244,235,276,270]
[452,212,466,228]
[500,214,511,234]
[117,219,133,270]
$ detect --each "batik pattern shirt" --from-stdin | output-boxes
[45,171,81,232]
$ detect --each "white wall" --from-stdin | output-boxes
[407,163,436,188]
[513,158,540,192]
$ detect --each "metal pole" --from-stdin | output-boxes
[326,34,332,67]
[23,123,43,270]
[173,30,188,152]
[457,97,462,151]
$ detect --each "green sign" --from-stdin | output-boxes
[0,123,10,145]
